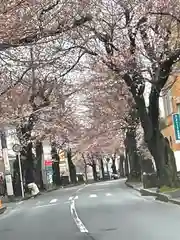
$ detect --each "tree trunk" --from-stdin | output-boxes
[148,87,178,186]
[100,158,105,179]
[111,158,117,174]
[51,143,61,186]
[135,93,178,187]
[92,161,97,181]
[119,154,125,177]
[16,114,37,186]
[124,148,130,178]
[13,156,22,196]
[124,71,178,187]
[67,148,77,184]
[124,129,141,181]
[20,142,35,186]
[35,141,44,190]
[84,164,88,182]
[82,154,88,182]
[147,132,178,187]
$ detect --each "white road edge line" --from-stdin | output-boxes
[36,201,42,205]
[70,199,88,233]
[76,185,87,193]
[16,201,24,205]
[89,194,97,198]
[0,208,21,221]
[106,193,112,196]
[50,199,58,204]
[34,203,58,209]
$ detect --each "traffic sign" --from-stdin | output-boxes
[172,113,180,143]
[12,144,22,153]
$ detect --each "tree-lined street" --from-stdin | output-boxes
[1,1,180,239]
[0,0,180,196]
[1,180,180,240]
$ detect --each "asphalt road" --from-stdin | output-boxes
[1,179,180,240]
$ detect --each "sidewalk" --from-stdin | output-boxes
[125,181,180,206]
[125,181,143,191]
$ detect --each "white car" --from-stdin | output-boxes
[111,173,119,179]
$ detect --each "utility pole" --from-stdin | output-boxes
[1,129,14,197]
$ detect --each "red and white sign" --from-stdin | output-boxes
[44,160,52,166]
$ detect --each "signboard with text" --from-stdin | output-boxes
[45,160,52,167]
[44,160,53,184]
[59,150,69,177]
[172,113,180,143]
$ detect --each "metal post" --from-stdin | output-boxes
[17,153,24,198]
[0,129,14,197]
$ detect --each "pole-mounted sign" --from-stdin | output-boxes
[12,144,24,198]
[12,144,22,153]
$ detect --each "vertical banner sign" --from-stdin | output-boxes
[59,150,70,179]
[172,113,180,143]
[45,160,53,184]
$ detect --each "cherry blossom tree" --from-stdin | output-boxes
[0,0,92,51]
[71,66,138,180]
[0,40,84,190]
[2,0,180,188]
[0,0,92,192]
[69,0,180,187]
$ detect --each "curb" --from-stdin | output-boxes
[1,195,33,204]
[125,182,134,189]
[0,206,7,215]
[125,181,141,191]
[125,182,169,204]
[168,198,180,205]
[22,195,33,201]
[140,188,157,197]
[140,188,169,202]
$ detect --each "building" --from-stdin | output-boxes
[161,72,180,171]
[0,127,18,174]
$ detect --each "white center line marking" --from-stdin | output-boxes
[106,193,112,196]
[34,203,58,209]
[70,199,88,233]
[89,194,97,198]
[50,199,58,204]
